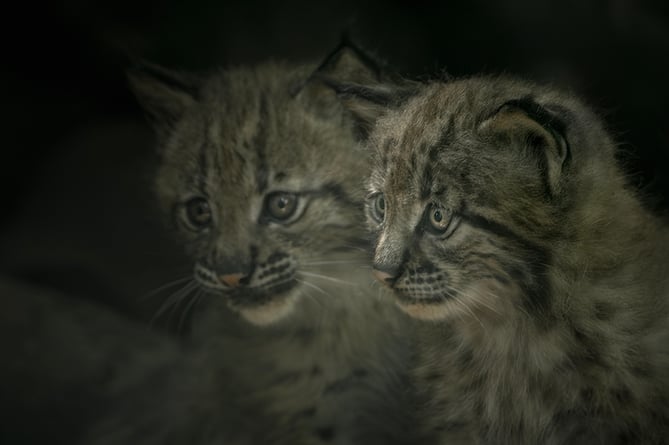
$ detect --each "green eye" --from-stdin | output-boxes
[265,192,298,221]
[184,197,212,230]
[427,205,451,234]
[371,193,386,222]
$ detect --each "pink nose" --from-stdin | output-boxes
[373,269,395,286]
[219,273,246,288]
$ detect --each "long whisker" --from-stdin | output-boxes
[445,284,506,324]
[300,260,368,267]
[296,278,330,297]
[295,279,328,314]
[165,285,197,329]
[140,276,192,301]
[178,289,202,333]
[456,286,504,317]
[297,271,357,286]
[150,280,199,327]
[338,243,368,253]
[451,290,485,330]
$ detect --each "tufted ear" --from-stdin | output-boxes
[298,39,416,139]
[313,37,386,85]
[481,97,571,197]
[127,61,202,141]
[324,81,414,138]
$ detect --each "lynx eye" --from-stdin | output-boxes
[184,197,212,230]
[370,193,386,223]
[265,192,298,221]
[427,204,453,235]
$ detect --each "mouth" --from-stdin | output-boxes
[391,285,453,305]
[225,278,299,308]
[391,288,456,321]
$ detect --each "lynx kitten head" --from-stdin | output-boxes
[129,44,384,325]
[333,76,625,322]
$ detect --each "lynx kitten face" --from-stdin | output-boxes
[129,52,377,325]
[360,79,597,322]
[90,46,416,445]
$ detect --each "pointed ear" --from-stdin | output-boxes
[126,61,201,139]
[307,40,416,139]
[323,81,412,137]
[480,97,571,197]
[312,38,385,85]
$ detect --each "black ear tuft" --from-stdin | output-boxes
[302,38,417,139]
[500,97,569,152]
[127,61,202,140]
[288,36,387,99]
[312,36,385,84]
[320,79,412,139]
[483,96,571,197]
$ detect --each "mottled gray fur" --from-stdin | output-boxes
[337,75,669,443]
[83,48,414,444]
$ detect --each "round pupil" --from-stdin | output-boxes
[269,193,297,220]
[195,203,207,216]
[432,209,442,222]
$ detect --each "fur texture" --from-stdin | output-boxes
[337,75,669,443]
[86,46,415,444]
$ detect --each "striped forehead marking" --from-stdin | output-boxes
[377,112,455,202]
[253,94,270,193]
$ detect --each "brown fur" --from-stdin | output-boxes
[82,47,415,444]
[343,75,669,443]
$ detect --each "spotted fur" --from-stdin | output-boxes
[341,76,669,443]
[84,46,415,444]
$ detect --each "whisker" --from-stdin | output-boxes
[452,291,485,330]
[448,284,504,319]
[461,287,504,317]
[178,290,202,333]
[150,280,199,328]
[295,279,328,313]
[297,271,357,286]
[301,260,367,267]
[339,243,368,253]
[140,276,192,301]
[296,278,330,297]
[166,291,192,329]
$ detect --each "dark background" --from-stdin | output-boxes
[1,0,668,317]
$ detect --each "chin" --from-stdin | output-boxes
[232,292,300,326]
[396,300,455,321]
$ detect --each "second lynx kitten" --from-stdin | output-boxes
[330,74,669,443]
[85,45,414,444]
